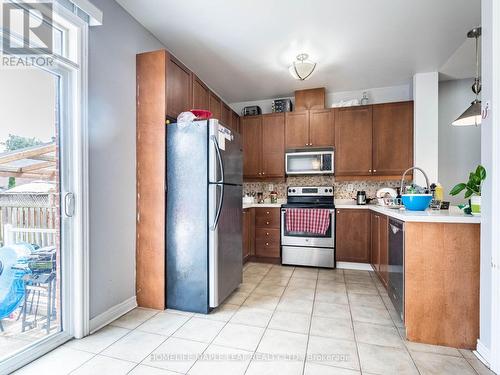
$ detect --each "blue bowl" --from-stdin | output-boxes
[401,194,433,211]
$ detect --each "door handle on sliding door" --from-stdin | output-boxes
[64,192,75,217]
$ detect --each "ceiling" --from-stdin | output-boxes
[117,0,481,103]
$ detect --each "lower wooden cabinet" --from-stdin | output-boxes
[243,207,281,262]
[371,212,388,286]
[335,209,371,263]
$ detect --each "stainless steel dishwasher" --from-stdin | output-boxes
[388,218,404,321]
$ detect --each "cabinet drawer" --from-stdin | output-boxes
[255,228,280,258]
[255,208,280,228]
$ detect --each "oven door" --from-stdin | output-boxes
[281,208,335,248]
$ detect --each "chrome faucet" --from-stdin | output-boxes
[400,167,430,194]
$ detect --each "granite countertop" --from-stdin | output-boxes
[334,199,481,224]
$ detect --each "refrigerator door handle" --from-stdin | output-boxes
[210,183,225,230]
[210,135,224,184]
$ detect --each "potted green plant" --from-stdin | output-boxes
[449,165,486,216]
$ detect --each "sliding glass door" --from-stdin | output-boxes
[0,1,88,372]
[0,66,63,362]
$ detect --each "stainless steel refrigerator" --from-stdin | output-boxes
[166,119,243,313]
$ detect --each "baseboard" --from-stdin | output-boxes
[89,296,137,334]
[474,339,491,368]
[336,262,374,271]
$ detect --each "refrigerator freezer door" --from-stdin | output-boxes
[209,120,243,185]
[209,184,243,307]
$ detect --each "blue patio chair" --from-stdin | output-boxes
[0,243,33,331]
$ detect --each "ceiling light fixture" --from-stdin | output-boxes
[452,27,482,127]
[289,53,317,81]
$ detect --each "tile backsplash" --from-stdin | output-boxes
[243,176,401,200]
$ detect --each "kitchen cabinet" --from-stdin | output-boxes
[309,109,335,147]
[335,209,371,263]
[254,208,280,259]
[192,74,209,111]
[261,113,285,178]
[285,109,334,149]
[335,102,413,178]
[231,111,240,133]
[371,212,388,286]
[334,106,373,176]
[166,55,192,120]
[221,103,231,128]
[209,91,222,120]
[372,101,413,175]
[285,111,309,148]
[242,113,285,180]
[242,208,255,262]
[295,87,326,110]
[241,115,262,179]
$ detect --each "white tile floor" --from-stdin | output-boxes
[14,263,495,375]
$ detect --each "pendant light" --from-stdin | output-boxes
[289,53,317,80]
[452,27,482,126]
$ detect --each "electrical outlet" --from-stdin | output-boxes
[268,183,274,191]
[347,184,354,191]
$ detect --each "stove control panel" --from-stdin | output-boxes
[287,186,334,197]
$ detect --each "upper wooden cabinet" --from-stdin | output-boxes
[335,106,373,176]
[295,88,326,110]
[285,109,334,149]
[261,113,285,178]
[166,55,192,119]
[285,111,309,148]
[241,113,285,180]
[221,103,231,127]
[231,111,240,133]
[334,101,413,177]
[309,109,335,147]
[336,209,371,263]
[372,101,413,175]
[241,115,262,179]
[209,91,222,120]
[192,74,209,111]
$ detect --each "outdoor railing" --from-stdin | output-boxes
[0,193,59,247]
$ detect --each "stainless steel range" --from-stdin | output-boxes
[281,186,335,268]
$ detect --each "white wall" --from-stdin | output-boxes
[229,84,411,115]
[88,0,166,319]
[438,79,481,204]
[413,72,439,187]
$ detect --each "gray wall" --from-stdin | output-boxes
[88,0,165,319]
[438,79,481,205]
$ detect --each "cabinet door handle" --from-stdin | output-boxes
[266,211,270,214]
[337,211,340,214]
[373,169,377,173]
[369,169,372,173]
[265,242,269,246]
[262,171,265,175]
[310,143,313,146]
[266,232,269,236]
[266,221,270,225]
[258,172,262,175]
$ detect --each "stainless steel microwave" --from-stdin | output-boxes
[285,149,334,175]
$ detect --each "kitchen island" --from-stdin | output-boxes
[336,201,480,349]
